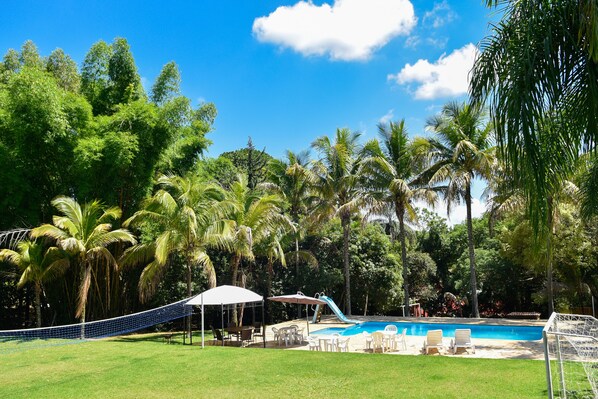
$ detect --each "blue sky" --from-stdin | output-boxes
[1,0,496,223]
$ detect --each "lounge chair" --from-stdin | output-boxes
[371,332,386,353]
[450,329,475,354]
[363,332,373,351]
[423,329,445,354]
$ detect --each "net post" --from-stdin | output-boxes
[543,329,553,399]
[555,333,567,397]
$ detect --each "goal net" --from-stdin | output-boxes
[0,297,192,354]
[543,312,598,398]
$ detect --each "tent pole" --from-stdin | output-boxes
[221,303,224,347]
[201,296,204,349]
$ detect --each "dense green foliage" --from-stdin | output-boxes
[1,36,597,330]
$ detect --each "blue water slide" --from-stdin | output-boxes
[313,295,359,324]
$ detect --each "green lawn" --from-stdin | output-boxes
[0,333,548,399]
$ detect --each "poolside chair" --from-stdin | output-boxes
[423,329,445,354]
[384,325,398,333]
[307,336,320,351]
[394,328,407,351]
[272,327,282,346]
[336,337,350,352]
[294,327,305,344]
[450,329,475,354]
[363,332,373,351]
[371,332,386,353]
[252,322,263,342]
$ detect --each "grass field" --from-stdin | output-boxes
[0,333,548,399]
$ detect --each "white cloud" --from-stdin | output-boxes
[426,37,448,49]
[423,1,457,28]
[415,197,486,227]
[253,0,417,61]
[387,43,478,100]
[404,35,420,49]
[378,109,394,124]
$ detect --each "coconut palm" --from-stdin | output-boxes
[221,174,292,323]
[470,0,598,233]
[361,119,439,316]
[267,150,318,293]
[31,196,136,324]
[311,128,368,316]
[123,174,229,302]
[0,241,69,327]
[420,102,494,318]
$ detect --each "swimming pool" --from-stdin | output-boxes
[311,321,543,341]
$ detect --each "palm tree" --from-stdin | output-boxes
[221,174,292,324]
[0,241,69,327]
[311,128,367,316]
[470,0,598,234]
[268,150,317,294]
[31,196,136,325]
[362,119,438,316]
[420,102,494,318]
[123,174,229,301]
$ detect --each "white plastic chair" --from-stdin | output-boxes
[394,328,407,351]
[307,336,320,351]
[450,329,475,354]
[423,329,445,354]
[336,337,350,352]
[294,328,305,344]
[272,327,281,345]
[362,331,373,351]
[371,332,386,353]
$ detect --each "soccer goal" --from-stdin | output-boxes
[543,312,598,398]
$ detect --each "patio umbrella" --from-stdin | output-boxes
[268,292,326,335]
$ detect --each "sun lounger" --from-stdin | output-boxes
[450,329,475,354]
[423,329,445,354]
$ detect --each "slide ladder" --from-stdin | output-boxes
[312,295,359,324]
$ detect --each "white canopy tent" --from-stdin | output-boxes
[185,285,264,348]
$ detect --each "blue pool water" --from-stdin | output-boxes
[312,321,543,341]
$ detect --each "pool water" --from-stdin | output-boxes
[311,321,543,341]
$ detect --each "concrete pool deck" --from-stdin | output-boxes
[250,315,546,359]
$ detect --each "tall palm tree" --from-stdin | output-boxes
[420,102,494,318]
[362,119,438,316]
[31,196,136,325]
[0,241,69,327]
[221,174,292,323]
[268,150,317,294]
[123,174,229,302]
[311,128,367,316]
[470,0,598,234]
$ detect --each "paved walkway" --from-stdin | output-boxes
[244,316,545,360]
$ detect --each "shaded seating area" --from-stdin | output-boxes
[185,285,265,348]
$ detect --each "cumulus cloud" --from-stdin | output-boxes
[253,0,417,61]
[387,43,478,100]
[378,109,394,124]
[423,1,457,28]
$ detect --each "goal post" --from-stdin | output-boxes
[543,312,598,398]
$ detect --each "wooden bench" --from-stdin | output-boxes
[506,312,541,320]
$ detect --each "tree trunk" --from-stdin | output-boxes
[364,291,368,316]
[35,283,42,328]
[546,197,555,315]
[396,203,410,317]
[465,184,480,318]
[186,263,193,336]
[231,254,240,324]
[341,214,352,316]
[295,236,301,318]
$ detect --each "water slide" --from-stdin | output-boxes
[312,295,359,324]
